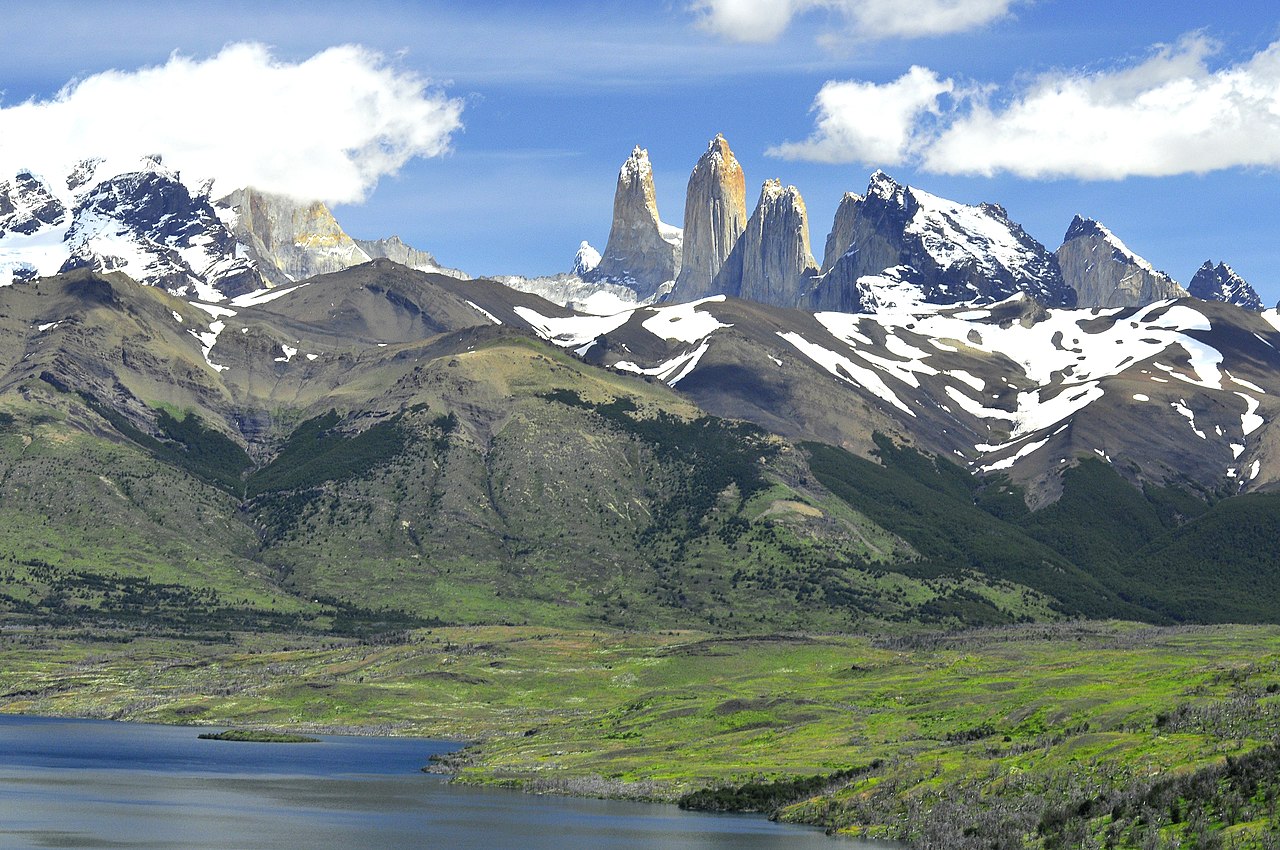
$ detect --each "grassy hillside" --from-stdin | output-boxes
[803,438,1150,620]
[0,335,1069,634]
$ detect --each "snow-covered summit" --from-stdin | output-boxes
[571,241,601,276]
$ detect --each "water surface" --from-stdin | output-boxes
[0,715,887,849]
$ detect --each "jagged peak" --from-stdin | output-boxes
[620,146,652,182]
[1063,214,1107,242]
[1062,216,1160,276]
[758,178,804,207]
[697,133,741,174]
[1188,258,1262,310]
[571,240,601,276]
[866,170,912,206]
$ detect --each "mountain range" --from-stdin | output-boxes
[0,141,1278,634]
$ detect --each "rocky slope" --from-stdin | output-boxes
[519,289,1280,504]
[217,187,372,287]
[1188,260,1263,311]
[583,147,682,300]
[354,235,467,280]
[1056,216,1187,308]
[670,134,748,302]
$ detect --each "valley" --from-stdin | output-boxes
[5,621,1280,849]
[1,147,1280,849]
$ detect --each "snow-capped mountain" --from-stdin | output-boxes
[0,171,67,242]
[808,171,1074,312]
[1188,261,1263,311]
[0,156,263,298]
[570,241,601,276]
[0,156,467,301]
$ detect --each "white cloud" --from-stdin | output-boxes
[692,0,1023,43]
[768,67,956,164]
[924,35,1280,179]
[774,34,1280,181]
[0,43,463,204]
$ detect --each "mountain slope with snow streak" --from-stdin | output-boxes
[520,290,1280,501]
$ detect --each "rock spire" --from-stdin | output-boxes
[712,179,818,304]
[584,146,682,300]
[671,134,747,301]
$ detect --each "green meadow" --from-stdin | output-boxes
[5,621,1280,847]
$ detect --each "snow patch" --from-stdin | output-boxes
[1171,401,1206,439]
[191,302,237,319]
[189,321,228,372]
[615,339,712,387]
[464,300,502,325]
[230,282,310,308]
[980,436,1050,472]
[1236,392,1264,436]
[514,306,634,348]
[779,331,913,415]
[641,296,730,343]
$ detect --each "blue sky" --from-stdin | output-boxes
[3,1,1280,302]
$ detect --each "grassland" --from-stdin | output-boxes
[4,621,1280,847]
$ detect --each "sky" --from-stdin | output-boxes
[3,1,1280,303]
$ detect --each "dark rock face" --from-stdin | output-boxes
[60,169,264,298]
[1188,261,1263,311]
[808,172,1072,312]
[584,146,682,300]
[670,134,748,301]
[711,179,818,306]
[0,171,67,237]
[1056,216,1186,308]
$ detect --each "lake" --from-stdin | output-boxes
[0,715,888,849]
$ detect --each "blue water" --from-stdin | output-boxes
[0,715,887,849]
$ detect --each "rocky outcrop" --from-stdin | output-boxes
[670,134,747,301]
[809,172,1071,312]
[584,146,682,300]
[1056,216,1186,308]
[0,171,66,237]
[1188,261,1262,311]
[218,188,371,288]
[712,179,818,305]
[356,235,467,280]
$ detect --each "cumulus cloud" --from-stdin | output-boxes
[774,35,1280,181]
[924,35,1280,178]
[692,0,1023,43]
[0,42,463,203]
[768,67,956,164]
